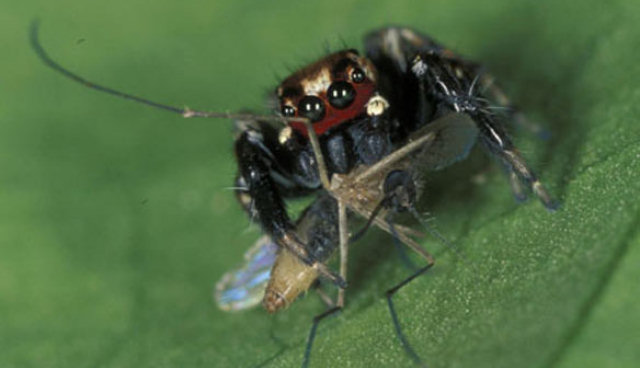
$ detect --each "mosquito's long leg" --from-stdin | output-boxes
[314,283,336,308]
[388,220,418,271]
[354,131,436,184]
[338,191,435,366]
[302,306,342,368]
[254,329,290,368]
[386,263,434,367]
[302,199,349,368]
[299,119,331,190]
[337,199,349,307]
[373,216,435,265]
[394,224,425,238]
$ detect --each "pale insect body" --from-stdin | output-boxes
[215,193,335,312]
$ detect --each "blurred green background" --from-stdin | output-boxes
[1,0,639,367]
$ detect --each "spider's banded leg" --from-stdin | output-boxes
[508,168,528,203]
[485,158,528,203]
[474,114,557,210]
[471,86,556,208]
[408,54,557,211]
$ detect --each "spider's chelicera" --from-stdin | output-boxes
[32,23,556,367]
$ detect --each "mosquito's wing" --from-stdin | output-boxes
[215,235,279,311]
[414,112,479,171]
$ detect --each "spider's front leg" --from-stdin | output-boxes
[411,53,558,210]
[233,122,347,288]
[364,26,556,209]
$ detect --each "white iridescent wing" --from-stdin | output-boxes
[215,235,279,311]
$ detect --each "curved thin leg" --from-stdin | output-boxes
[386,263,434,367]
[301,306,342,368]
[388,220,418,271]
[302,199,349,368]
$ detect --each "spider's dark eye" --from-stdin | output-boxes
[351,68,366,83]
[327,81,356,109]
[281,105,295,117]
[297,96,326,122]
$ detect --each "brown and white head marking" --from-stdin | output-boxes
[276,49,378,137]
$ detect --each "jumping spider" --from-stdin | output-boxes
[215,26,556,366]
[32,23,556,367]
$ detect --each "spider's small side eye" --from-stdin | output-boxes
[327,81,356,109]
[298,96,326,122]
[351,68,366,83]
[282,105,296,117]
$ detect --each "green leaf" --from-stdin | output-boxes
[1,0,638,367]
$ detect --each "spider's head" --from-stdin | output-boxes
[276,49,378,137]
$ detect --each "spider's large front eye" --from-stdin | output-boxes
[298,96,326,122]
[327,81,356,109]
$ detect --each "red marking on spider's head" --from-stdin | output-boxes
[276,50,378,138]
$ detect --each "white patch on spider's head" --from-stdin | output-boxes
[300,67,332,96]
[278,126,293,145]
[366,94,390,116]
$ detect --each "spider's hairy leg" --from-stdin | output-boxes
[508,168,528,203]
[474,114,558,210]
[364,27,557,210]
[473,74,553,203]
[233,123,346,288]
[409,54,557,211]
